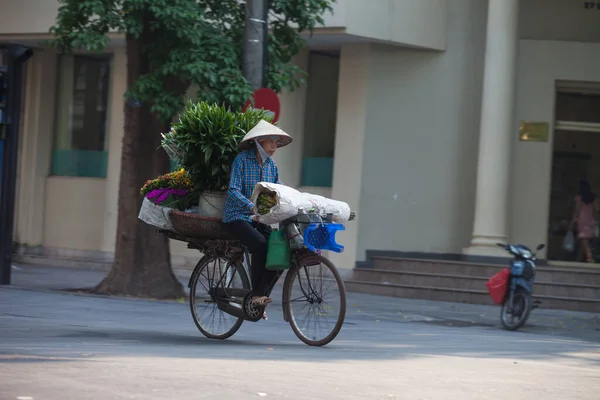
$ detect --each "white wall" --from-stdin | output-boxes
[344,0,448,50]
[520,0,600,43]
[1,0,447,51]
[355,0,487,260]
[280,0,448,50]
[0,0,59,34]
[13,48,110,255]
[320,0,346,28]
[9,42,309,265]
[272,51,309,188]
[43,177,107,251]
[510,40,600,256]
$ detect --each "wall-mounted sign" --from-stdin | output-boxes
[583,1,600,10]
[519,121,549,142]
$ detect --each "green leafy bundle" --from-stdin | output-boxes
[257,192,278,215]
[167,101,274,193]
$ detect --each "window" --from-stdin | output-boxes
[300,50,340,188]
[51,54,111,178]
[555,92,600,124]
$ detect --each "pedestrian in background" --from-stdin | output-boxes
[571,179,598,263]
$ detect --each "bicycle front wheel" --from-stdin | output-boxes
[189,255,250,340]
[283,254,347,346]
[500,288,532,331]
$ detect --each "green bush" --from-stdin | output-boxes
[164,101,274,195]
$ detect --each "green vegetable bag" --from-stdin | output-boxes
[266,230,291,270]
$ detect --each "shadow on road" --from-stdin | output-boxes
[2,264,600,370]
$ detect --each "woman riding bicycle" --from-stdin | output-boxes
[222,120,293,313]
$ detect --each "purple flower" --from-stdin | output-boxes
[146,189,165,200]
[155,191,170,203]
[146,188,189,205]
[172,189,189,197]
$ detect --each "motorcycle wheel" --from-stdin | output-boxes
[500,288,532,331]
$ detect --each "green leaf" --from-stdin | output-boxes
[204,146,213,164]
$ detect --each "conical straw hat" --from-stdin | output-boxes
[239,120,293,150]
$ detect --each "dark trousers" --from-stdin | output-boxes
[225,220,279,297]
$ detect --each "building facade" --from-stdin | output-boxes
[2,0,600,275]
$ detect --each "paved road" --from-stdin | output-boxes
[1,283,599,400]
[8,263,600,341]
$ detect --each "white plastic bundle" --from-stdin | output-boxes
[250,182,351,225]
[138,197,173,230]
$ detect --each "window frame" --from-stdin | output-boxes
[50,52,113,179]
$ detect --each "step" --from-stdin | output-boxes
[369,257,600,285]
[371,255,600,273]
[344,280,600,313]
[352,269,600,300]
[345,280,494,305]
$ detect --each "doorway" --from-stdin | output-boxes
[547,82,600,263]
[301,49,340,188]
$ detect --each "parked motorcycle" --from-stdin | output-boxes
[488,243,545,331]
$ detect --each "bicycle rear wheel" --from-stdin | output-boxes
[189,255,250,339]
[283,254,347,346]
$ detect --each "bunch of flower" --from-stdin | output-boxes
[145,188,190,204]
[140,169,194,208]
[141,169,192,196]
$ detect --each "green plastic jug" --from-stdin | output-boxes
[266,230,291,270]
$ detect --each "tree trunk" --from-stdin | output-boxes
[93,35,185,299]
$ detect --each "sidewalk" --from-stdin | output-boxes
[4,261,600,342]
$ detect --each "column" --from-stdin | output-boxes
[101,46,127,253]
[464,0,519,257]
[328,44,370,278]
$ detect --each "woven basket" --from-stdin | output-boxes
[169,211,234,240]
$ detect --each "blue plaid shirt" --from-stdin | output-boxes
[223,150,282,223]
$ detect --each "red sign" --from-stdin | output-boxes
[243,88,280,123]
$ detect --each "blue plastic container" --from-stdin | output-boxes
[303,223,345,253]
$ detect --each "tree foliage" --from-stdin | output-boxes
[49,0,335,122]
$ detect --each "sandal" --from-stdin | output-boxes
[251,296,272,307]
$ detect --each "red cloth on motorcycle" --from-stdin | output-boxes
[486,268,510,305]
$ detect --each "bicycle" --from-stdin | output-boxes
[160,212,353,347]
